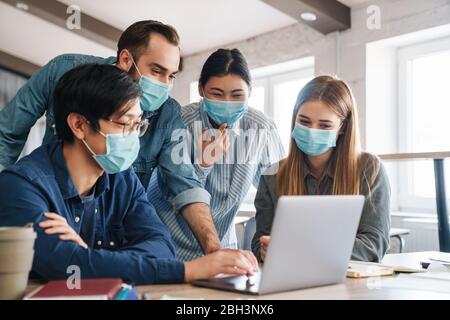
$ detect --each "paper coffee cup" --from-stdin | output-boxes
[0,225,36,300]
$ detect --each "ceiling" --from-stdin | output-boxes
[0,0,371,67]
[57,0,298,56]
[0,1,115,67]
[338,0,371,6]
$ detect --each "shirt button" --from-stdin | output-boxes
[109,241,115,247]
[95,208,98,214]
[74,216,80,223]
[97,240,102,246]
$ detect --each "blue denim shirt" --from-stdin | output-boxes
[0,142,185,285]
[0,54,210,210]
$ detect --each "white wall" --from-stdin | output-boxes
[172,0,450,150]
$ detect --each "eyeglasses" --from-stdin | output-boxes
[106,118,149,137]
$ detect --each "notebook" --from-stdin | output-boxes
[24,278,123,300]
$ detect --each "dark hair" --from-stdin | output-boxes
[199,48,251,87]
[53,64,141,142]
[117,20,180,61]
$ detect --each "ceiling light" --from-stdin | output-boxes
[16,2,29,11]
[300,12,317,22]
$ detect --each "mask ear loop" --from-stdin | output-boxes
[200,88,210,120]
[129,53,143,78]
[200,87,207,104]
[82,138,98,157]
[81,117,107,157]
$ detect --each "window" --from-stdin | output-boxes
[398,36,450,211]
[247,78,266,114]
[189,81,201,104]
[270,70,312,151]
[246,58,314,207]
[250,57,314,152]
[0,67,45,159]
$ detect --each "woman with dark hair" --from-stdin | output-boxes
[148,48,285,261]
[252,75,391,263]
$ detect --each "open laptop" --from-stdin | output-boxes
[192,195,365,295]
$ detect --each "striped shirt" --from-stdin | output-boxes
[148,101,285,261]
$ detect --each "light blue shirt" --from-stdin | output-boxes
[148,102,285,261]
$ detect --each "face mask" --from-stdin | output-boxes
[131,57,172,112]
[82,130,140,174]
[203,97,248,126]
[291,123,337,156]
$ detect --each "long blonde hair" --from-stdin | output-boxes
[276,75,379,196]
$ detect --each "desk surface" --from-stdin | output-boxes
[135,251,450,300]
[25,251,450,300]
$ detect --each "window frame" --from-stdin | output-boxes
[397,36,450,212]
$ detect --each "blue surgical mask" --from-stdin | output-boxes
[132,58,172,112]
[203,97,248,126]
[291,123,337,156]
[83,131,140,174]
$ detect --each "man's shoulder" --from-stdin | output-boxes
[47,54,115,81]
[49,53,113,66]
[159,97,182,115]
[2,144,57,183]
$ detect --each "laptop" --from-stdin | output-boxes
[192,195,364,295]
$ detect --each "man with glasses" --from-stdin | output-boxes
[0,20,223,256]
[0,64,258,284]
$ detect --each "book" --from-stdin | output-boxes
[346,261,426,278]
[113,287,130,300]
[24,278,123,300]
[126,287,139,300]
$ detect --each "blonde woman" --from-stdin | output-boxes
[252,75,391,263]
